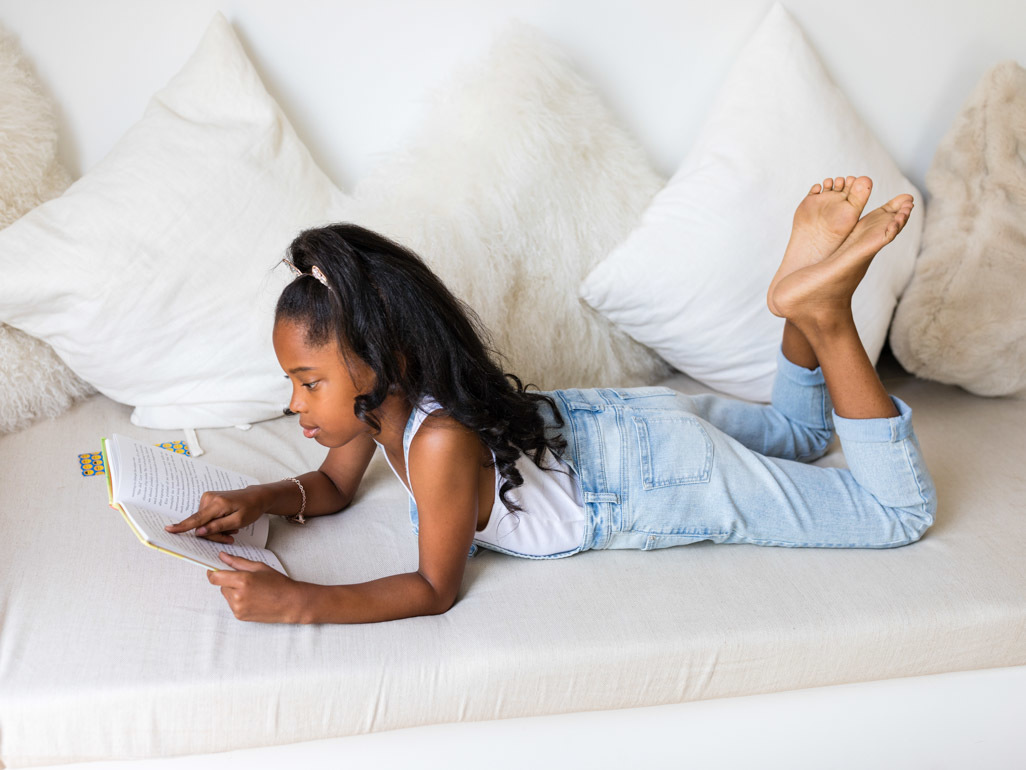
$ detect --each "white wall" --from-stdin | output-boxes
[1,0,1024,196]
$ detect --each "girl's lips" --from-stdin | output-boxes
[301,426,320,439]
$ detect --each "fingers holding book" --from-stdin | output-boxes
[104,433,286,574]
[207,553,304,622]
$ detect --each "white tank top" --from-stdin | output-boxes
[378,396,587,558]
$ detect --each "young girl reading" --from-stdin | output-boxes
[165,175,937,625]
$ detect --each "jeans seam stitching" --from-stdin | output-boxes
[742,537,914,548]
[820,385,830,432]
[901,435,930,511]
[619,405,628,535]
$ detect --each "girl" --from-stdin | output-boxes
[165,175,937,625]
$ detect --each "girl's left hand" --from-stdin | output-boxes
[207,553,307,623]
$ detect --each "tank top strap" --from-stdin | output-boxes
[402,395,446,489]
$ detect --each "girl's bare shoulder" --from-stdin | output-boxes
[410,409,485,468]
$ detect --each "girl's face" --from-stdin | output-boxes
[273,320,376,447]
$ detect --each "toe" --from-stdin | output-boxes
[882,193,914,213]
[844,175,856,191]
[823,177,834,191]
[834,176,845,190]
[847,176,874,212]
[810,183,823,194]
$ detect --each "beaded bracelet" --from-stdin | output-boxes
[283,477,307,524]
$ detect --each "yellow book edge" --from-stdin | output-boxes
[100,437,225,572]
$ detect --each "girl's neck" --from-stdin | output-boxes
[368,395,414,456]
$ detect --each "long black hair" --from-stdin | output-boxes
[274,222,569,516]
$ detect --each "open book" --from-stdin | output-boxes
[101,433,287,575]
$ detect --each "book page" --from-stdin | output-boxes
[113,433,258,520]
[107,433,268,547]
[219,515,269,550]
[121,500,287,574]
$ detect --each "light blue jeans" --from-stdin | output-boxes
[534,345,937,554]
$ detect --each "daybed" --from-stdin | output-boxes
[1,1,1024,768]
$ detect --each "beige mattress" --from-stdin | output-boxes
[1,361,1024,766]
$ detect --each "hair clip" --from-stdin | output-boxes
[281,258,332,291]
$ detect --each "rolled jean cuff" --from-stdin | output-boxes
[833,395,914,443]
[776,344,826,386]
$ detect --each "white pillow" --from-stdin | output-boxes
[346,21,671,391]
[579,2,922,402]
[0,12,349,429]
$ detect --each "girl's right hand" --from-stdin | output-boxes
[164,486,272,544]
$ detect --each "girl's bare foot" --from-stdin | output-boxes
[769,193,915,329]
[767,175,874,315]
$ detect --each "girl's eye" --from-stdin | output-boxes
[302,381,318,390]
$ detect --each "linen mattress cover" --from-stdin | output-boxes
[1,364,1024,767]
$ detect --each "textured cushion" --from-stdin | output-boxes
[889,61,1026,397]
[579,2,922,402]
[346,21,671,390]
[0,20,94,434]
[0,12,350,429]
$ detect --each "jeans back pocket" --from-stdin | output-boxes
[631,413,714,488]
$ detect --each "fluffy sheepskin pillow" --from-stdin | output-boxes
[0,13,350,429]
[346,21,671,390]
[578,3,922,402]
[0,21,95,434]
[889,61,1026,397]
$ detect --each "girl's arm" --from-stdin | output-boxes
[167,433,378,539]
[210,416,482,624]
[209,558,456,624]
[262,431,379,518]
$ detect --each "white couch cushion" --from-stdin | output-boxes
[0,12,349,429]
[579,3,922,402]
[0,369,1023,764]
